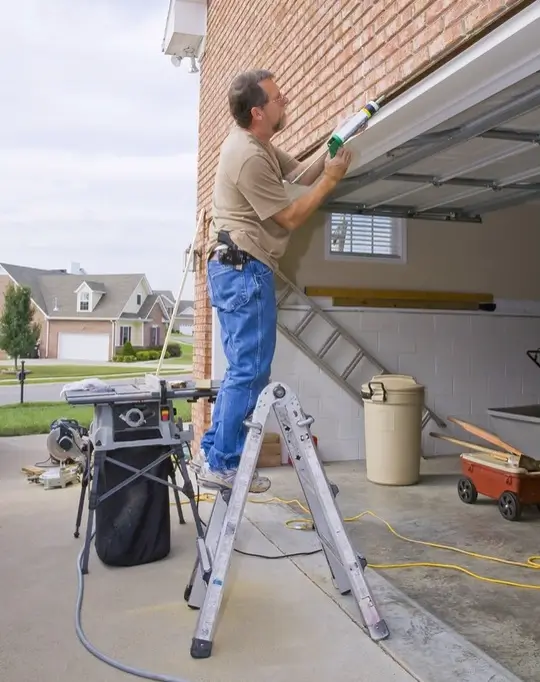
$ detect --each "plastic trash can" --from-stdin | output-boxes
[361,374,425,486]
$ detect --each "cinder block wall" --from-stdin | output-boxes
[192,0,531,447]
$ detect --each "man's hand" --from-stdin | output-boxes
[323,147,352,182]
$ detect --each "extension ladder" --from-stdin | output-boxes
[185,381,389,659]
[274,270,446,430]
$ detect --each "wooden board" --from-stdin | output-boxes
[21,465,45,476]
[304,286,494,304]
[447,417,524,457]
[429,432,515,462]
[332,298,492,311]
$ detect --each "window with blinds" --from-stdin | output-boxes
[329,212,403,259]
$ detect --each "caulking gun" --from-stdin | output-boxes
[327,96,384,157]
[292,95,385,184]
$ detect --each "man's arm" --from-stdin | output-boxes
[285,145,327,186]
[272,148,352,231]
[275,144,327,186]
[236,148,352,233]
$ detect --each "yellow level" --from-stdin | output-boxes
[332,298,491,311]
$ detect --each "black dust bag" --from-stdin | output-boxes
[94,446,172,567]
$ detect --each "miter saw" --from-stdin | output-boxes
[30,418,90,490]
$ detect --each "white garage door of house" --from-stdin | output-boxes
[57,333,110,362]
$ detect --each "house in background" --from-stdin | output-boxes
[0,262,182,362]
[156,290,194,336]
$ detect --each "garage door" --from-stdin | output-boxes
[57,333,110,362]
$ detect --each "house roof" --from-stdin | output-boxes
[154,291,194,317]
[121,293,169,320]
[79,280,107,293]
[1,263,146,319]
[0,263,67,314]
[177,300,194,314]
[155,289,175,303]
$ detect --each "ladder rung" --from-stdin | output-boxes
[318,330,341,358]
[341,351,365,380]
[276,285,292,307]
[293,310,316,336]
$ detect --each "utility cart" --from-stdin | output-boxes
[458,451,540,521]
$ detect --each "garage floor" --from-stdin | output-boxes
[252,456,539,682]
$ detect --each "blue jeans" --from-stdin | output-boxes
[200,257,277,471]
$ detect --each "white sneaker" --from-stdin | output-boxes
[197,461,271,494]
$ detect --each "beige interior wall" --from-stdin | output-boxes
[279,203,540,300]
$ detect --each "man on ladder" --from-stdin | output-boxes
[192,68,352,493]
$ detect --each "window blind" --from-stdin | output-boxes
[330,213,401,258]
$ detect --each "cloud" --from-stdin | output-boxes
[0,0,200,296]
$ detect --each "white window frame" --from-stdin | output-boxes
[119,325,132,345]
[150,325,161,346]
[325,212,407,264]
[78,291,90,311]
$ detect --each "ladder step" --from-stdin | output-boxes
[293,309,316,336]
[276,285,292,307]
[341,350,365,380]
[318,330,341,358]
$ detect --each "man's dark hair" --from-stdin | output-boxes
[228,69,274,128]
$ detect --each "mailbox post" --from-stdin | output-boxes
[18,360,27,404]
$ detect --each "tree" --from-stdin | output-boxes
[0,283,41,369]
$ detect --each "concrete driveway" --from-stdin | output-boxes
[0,435,415,682]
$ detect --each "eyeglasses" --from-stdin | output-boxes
[269,93,288,105]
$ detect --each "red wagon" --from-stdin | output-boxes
[458,451,540,521]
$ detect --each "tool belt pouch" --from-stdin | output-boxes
[216,230,251,267]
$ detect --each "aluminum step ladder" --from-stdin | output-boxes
[274,270,446,430]
[185,381,389,659]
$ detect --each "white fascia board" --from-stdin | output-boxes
[345,2,540,174]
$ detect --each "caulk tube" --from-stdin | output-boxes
[327,99,382,157]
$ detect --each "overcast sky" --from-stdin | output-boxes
[0,0,199,299]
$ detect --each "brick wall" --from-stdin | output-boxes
[192,0,532,444]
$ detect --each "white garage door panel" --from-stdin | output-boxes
[58,333,110,361]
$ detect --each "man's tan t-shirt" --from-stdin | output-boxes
[207,125,300,271]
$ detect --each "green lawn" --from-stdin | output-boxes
[0,343,194,385]
[0,366,187,386]
[0,364,163,378]
[0,400,192,437]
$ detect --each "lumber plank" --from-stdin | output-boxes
[304,286,494,304]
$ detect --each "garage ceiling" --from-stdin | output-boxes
[325,70,540,223]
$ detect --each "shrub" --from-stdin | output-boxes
[113,354,138,362]
[166,343,182,358]
[122,341,135,357]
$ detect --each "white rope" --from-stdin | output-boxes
[156,209,206,376]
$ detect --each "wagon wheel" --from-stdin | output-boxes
[457,477,478,504]
[498,491,522,521]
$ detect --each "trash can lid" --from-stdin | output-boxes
[362,374,424,394]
